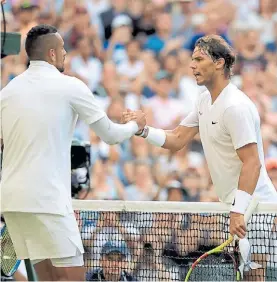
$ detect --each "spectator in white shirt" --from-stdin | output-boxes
[71,36,102,92]
[117,39,144,80]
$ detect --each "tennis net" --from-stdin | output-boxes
[73,200,277,281]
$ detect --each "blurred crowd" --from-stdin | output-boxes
[1,0,277,203]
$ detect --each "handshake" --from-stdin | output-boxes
[121,109,147,135]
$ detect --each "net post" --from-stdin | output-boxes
[24,259,37,281]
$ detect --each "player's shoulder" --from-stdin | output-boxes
[0,72,27,97]
[224,83,255,109]
[59,75,91,92]
[222,84,259,121]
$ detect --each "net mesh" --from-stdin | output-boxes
[74,201,277,281]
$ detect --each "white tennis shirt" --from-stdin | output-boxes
[181,83,277,203]
[0,61,106,215]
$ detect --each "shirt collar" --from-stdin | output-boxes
[29,60,60,73]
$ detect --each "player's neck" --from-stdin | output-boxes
[206,77,230,104]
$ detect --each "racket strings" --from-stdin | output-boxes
[1,227,18,276]
[188,252,237,281]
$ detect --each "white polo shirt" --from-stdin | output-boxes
[181,83,277,203]
[0,61,105,215]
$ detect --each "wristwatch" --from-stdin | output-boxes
[135,126,149,138]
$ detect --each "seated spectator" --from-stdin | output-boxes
[16,3,39,58]
[262,125,277,159]
[125,161,160,201]
[165,180,190,202]
[86,240,134,281]
[143,11,183,56]
[100,0,129,41]
[128,0,156,38]
[183,12,232,52]
[266,158,277,189]
[84,0,111,40]
[94,62,122,110]
[122,136,151,185]
[181,168,202,202]
[134,248,180,281]
[88,154,126,200]
[234,27,267,75]
[144,70,185,129]
[116,39,144,82]
[266,13,277,56]
[153,179,190,201]
[71,36,102,92]
[105,14,133,65]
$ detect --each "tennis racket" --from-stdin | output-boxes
[1,224,21,277]
[184,197,259,282]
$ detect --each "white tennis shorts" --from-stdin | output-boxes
[3,212,84,267]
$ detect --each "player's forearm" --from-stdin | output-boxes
[238,160,261,195]
[138,127,182,151]
[90,116,138,145]
[231,160,261,215]
[139,125,198,152]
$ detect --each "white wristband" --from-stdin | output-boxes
[145,126,166,147]
[230,190,253,215]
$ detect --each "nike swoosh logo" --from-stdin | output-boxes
[199,111,203,115]
[212,121,218,124]
[232,199,235,206]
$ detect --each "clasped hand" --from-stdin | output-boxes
[121,109,146,133]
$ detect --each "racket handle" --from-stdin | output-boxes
[233,196,259,240]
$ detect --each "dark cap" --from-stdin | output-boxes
[101,241,130,257]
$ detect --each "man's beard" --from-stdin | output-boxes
[57,65,64,73]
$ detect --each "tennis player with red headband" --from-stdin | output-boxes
[123,35,277,280]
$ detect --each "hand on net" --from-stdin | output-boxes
[230,212,246,239]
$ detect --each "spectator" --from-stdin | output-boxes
[100,0,129,41]
[71,36,102,92]
[160,180,190,202]
[85,0,111,39]
[234,26,267,75]
[266,158,277,189]
[143,11,183,56]
[183,11,232,53]
[144,70,185,129]
[128,0,156,38]
[88,150,125,200]
[262,125,277,159]
[105,14,133,65]
[181,168,202,202]
[266,13,277,58]
[117,40,144,81]
[16,3,39,64]
[125,161,160,201]
[86,240,134,281]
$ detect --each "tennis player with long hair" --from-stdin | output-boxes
[122,35,277,280]
[0,24,146,281]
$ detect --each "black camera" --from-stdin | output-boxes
[71,140,91,198]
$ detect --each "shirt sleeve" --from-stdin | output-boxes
[223,104,258,150]
[69,77,106,124]
[179,105,199,127]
